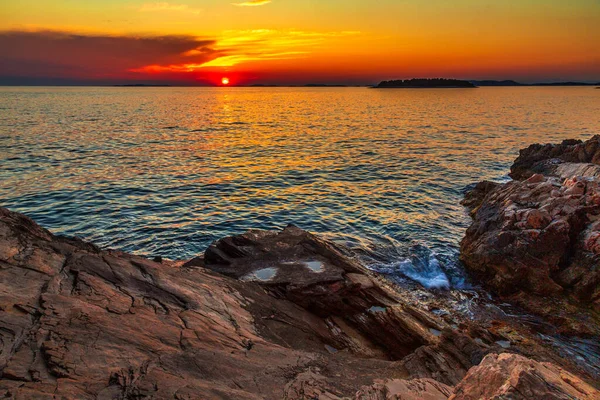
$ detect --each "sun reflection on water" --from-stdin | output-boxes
[1,87,598,282]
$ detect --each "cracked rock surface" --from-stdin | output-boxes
[1,207,598,399]
[461,136,600,336]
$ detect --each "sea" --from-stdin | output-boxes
[1,86,599,289]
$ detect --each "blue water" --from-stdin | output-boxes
[1,86,598,288]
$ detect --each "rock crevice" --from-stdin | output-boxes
[1,204,598,398]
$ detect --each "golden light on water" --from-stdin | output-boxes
[2,86,599,258]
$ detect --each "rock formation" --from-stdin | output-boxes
[461,136,600,336]
[450,353,599,400]
[197,226,484,365]
[358,353,600,400]
[510,135,600,180]
[1,207,598,398]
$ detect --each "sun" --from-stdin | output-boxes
[221,77,230,85]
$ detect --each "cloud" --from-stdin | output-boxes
[0,30,218,81]
[139,2,202,15]
[200,52,307,67]
[0,29,360,83]
[132,29,360,73]
[232,0,271,6]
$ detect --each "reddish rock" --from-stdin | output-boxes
[0,207,487,398]
[201,225,487,383]
[450,353,600,400]
[510,135,600,180]
[460,181,500,214]
[462,137,600,335]
[1,207,598,398]
[356,378,452,400]
[461,172,600,334]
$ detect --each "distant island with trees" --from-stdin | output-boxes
[374,78,477,88]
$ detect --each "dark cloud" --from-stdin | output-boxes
[0,30,221,83]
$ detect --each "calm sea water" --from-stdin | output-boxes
[1,87,599,288]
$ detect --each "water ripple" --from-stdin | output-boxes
[1,86,598,289]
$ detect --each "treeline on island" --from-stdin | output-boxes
[375,78,476,88]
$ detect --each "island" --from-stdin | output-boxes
[374,78,477,88]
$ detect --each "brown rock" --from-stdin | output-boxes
[202,225,486,384]
[399,330,485,386]
[460,181,500,213]
[2,207,598,398]
[356,378,452,400]
[510,135,600,180]
[283,368,346,400]
[449,353,600,400]
[0,207,485,398]
[461,161,600,335]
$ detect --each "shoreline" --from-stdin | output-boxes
[1,137,600,398]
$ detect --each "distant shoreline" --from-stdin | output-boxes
[374,79,477,89]
[0,81,599,88]
[370,86,477,89]
[471,80,600,87]
[113,84,172,87]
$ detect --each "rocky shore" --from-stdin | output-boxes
[461,136,600,337]
[2,137,600,398]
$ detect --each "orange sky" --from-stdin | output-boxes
[0,1,598,84]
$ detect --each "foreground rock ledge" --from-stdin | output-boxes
[1,207,598,399]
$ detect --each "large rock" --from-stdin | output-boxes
[461,138,600,335]
[510,135,600,180]
[198,225,487,382]
[450,353,600,400]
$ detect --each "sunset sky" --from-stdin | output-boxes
[1,0,599,85]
